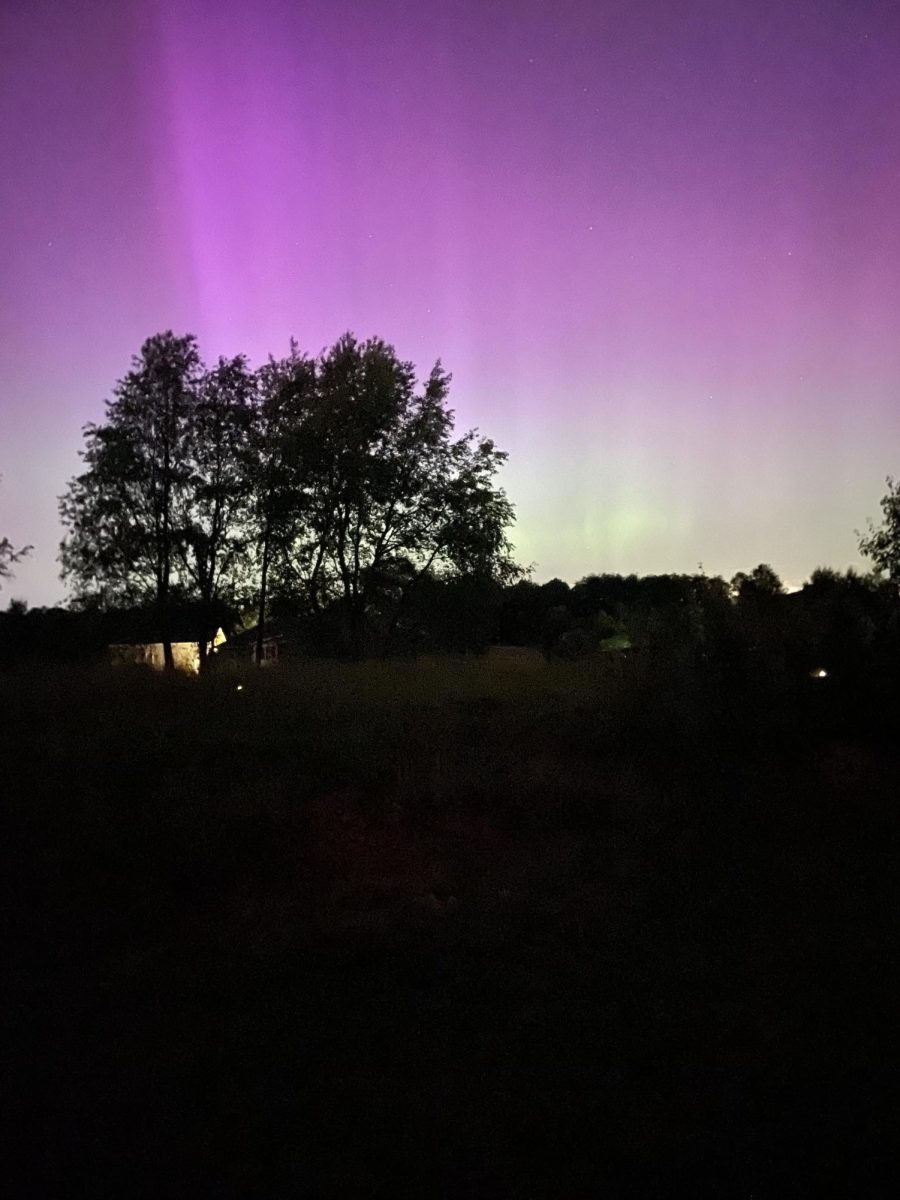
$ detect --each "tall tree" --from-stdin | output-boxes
[176,355,254,669]
[277,334,520,658]
[59,332,201,669]
[247,343,318,663]
[59,330,521,664]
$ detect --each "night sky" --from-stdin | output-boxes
[2,0,900,606]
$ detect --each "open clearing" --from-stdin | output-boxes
[4,660,896,1196]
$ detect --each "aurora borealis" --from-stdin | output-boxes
[2,0,900,606]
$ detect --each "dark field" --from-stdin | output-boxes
[3,656,897,1197]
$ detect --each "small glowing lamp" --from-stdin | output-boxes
[811,668,828,679]
[236,684,244,691]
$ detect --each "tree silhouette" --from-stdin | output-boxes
[859,476,900,582]
[730,563,784,600]
[0,538,28,590]
[59,333,202,668]
[58,331,520,662]
[248,342,319,662]
[0,478,31,592]
[175,354,255,668]
[268,334,519,658]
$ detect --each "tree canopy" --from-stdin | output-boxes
[59,331,520,662]
[268,334,519,655]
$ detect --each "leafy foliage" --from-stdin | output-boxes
[0,537,30,590]
[730,562,784,600]
[270,335,519,655]
[0,478,31,592]
[58,331,521,659]
[59,332,203,613]
[859,476,900,581]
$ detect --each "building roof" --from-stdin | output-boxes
[104,607,228,645]
[227,618,302,644]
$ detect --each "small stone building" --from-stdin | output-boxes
[109,618,226,673]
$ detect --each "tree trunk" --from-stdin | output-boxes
[255,525,270,666]
[197,593,213,674]
[159,581,175,672]
[347,601,364,661]
[197,631,209,674]
[161,431,175,672]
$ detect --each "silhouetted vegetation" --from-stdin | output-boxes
[858,473,900,579]
[59,332,519,665]
[4,355,900,1194]
[0,477,31,591]
[0,599,236,668]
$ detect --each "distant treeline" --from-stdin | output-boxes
[3,566,899,688]
[497,565,900,678]
[4,328,900,673]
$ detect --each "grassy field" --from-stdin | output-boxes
[3,656,897,1197]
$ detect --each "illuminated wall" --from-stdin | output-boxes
[109,629,225,673]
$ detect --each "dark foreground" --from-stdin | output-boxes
[3,659,897,1197]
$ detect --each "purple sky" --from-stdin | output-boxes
[2,0,900,606]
